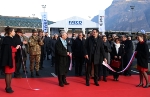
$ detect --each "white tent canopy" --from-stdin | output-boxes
[48,16,99,34]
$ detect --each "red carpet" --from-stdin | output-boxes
[0,75,150,97]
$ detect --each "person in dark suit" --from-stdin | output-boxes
[135,34,150,88]
[13,29,27,78]
[111,38,124,81]
[84,29,107,86]
[121,35,133,76]
[55,31,70,87]
[50,34,58,67]
[72,32,85,76]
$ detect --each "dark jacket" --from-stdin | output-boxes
[111,44,124,60]
[0,36,17,68]
[135,42,149,68]
[50,38,57,57]
[122,40,133,67]
[13,34,22,62]
[103,40,112,64]
[66,38,72,53]
[72,38,85,57]
[55,38,68,75]
[84,36,106,65]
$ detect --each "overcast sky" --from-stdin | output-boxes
[0,0,113,22]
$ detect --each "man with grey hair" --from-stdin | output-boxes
[121,35,133,76]
[55,31,70,87]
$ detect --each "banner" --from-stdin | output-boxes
[41,12,48,32]
[98,10,105,35]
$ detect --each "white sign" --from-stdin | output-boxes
[98,10,105,35]
[41,12,48,32]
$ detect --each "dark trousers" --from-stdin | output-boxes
[58,74,67,85]
[113,67,120,79]
[40,49,44,68]
[99,65,107,78]
[123,55,132,75]
[52,56,55,66]
[14,58,22,76]
[75,57,84,75]
[86,63,99,83]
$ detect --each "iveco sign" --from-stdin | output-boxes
[69,21,82,25]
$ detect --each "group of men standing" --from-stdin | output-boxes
[55,29,134,87]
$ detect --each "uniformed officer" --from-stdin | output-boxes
[28,29,44,77]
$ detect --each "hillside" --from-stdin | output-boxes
[91,0,150,32]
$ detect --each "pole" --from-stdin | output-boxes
[130,6,135,35]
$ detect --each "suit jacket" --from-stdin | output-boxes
[84,36,106,65]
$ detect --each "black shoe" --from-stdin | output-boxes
[86,81,90,86]
[31,72,34,77]
[64,82,70,85]
[5,87,14,93]
[23,70,28,73]
[143,84,150,88]
[103,78,107,82]
[115,79,119,81]
[59,83,64,87]
[36,71,40,76]
[136,83,143,87]
[95,83,99,86]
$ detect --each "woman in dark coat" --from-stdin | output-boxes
[111,38,124,81]
[135,34,150,88]
[0,26,20,93]
[99,35,111,82]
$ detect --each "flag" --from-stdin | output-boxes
[41,12,48,32]
[98,10,105,35]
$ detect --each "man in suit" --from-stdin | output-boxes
[14,29,27,78]
[55,31,70,87]
[84,29,107,86]
[121,35,133,76]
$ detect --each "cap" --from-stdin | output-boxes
[32,29,37,33]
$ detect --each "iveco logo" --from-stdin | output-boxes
[69,21,82,25]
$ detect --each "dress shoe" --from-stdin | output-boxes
[5,87,14,93]
[59,83,64,87]
[23,70,28,73]
[64,82,70,85]
[136,83,143,87]
[103,78,107,82]
[143,84,150,88]
[86,81,90,86]
[95,83,99,86]
[36,71,40,76]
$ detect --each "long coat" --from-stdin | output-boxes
[103,40,112,64]
[50,39,57,57]
[122,40,133,67]
[55,38,68,75]
[135,42,149,68]
[72,38,85,57]
[0,36,17,68]
[84,36,106,65]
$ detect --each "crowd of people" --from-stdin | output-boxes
[0,26,149,93]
